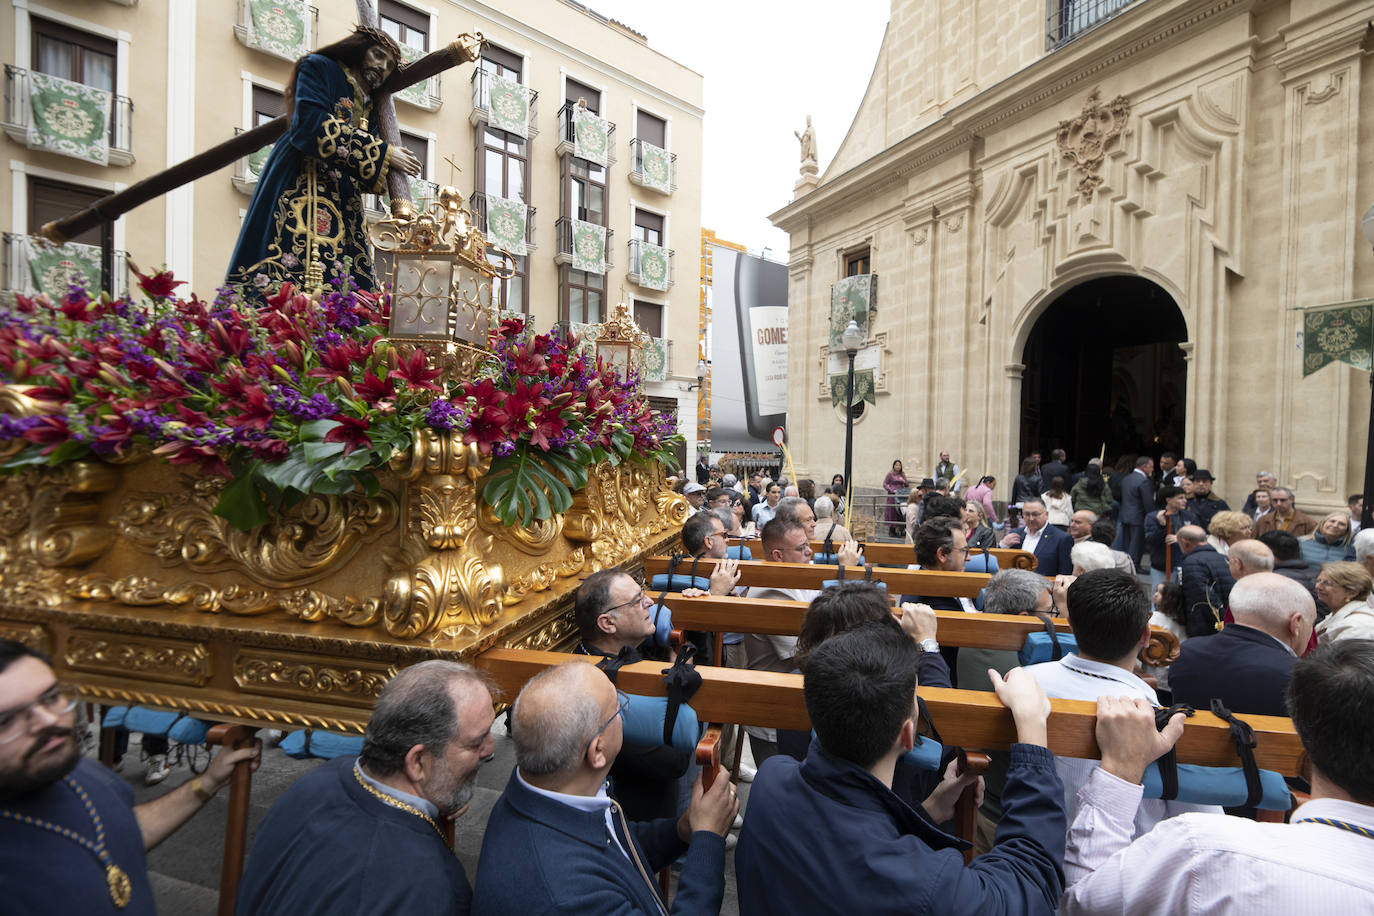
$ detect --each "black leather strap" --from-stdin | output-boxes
[660,645,702,745]
[1151,704,1195,800]
[1210,698,1263,808]
[1036,614,1064,660]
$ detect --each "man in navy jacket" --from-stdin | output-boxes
[1119,457,1155,573]
[1177,525,1235,637]
[1000,498,1075,577]
[736,624,1070,915]
[1170,573,1316,717]
[474,661,736,915]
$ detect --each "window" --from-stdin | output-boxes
[565,78,600,113]
[844,249,870,277]
[564,157,606,224]
[489,253,527,315]
[634,209,663,246]
[33,18,115,91]
[29,178,105,245]
[399,131,428,178]
[482,43,522,81]
[565,269,605,324]
[379,0,428,50]
[252,86,283,127]
[636,110,665,148]
[634,300,663,337]
[475,120,530,312]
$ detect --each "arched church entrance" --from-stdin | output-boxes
[1019,276,1187,468]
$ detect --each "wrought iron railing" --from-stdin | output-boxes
[554,217,613,270]
[2,66,134,161]
[233,0,319,58]
[469,68,539,137]
[469,192,537,251]
[2,232,129,300]
[628,138,676,193]
[627,238,674,290]
[556,101,616,166]
[1047,0,1140,49]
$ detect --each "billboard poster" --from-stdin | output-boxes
[707,244,788,451]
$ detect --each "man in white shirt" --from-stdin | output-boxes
[1061,640,1374,914]
[1026,569,1218,837]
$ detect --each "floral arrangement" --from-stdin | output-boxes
[0,271,683,529]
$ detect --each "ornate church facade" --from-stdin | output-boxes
[772,0,1371,514]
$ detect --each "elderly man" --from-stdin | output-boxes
[1001,497,1074,576]
[1177,524,1234,636]
[1062,641,1374,912]
[475,662,736,915]
[1069,509,1098,544]
[1170,573,1315,717]
[1242,470,1279,518]
[1227,538,1275,580]
[775,495,862,565]
[736,625,1071,914]
[1254,487,1317,537]
[226,27,429,295]
[0,641,259,915]
[573,570,689,821]
[682,482,707,514]
[1026,570,1217,838]
[236,661,490,915]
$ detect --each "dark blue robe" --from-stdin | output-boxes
[225,54,389,295]
[235,756,471,916]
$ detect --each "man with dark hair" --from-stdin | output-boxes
[1120,456,1155,573]
[1176,524,1234,636]
[904,518,976,615]
[704,487,733,513]
[1040,449,1071,489]
[226,26,446,295]
[1144,486,1199,587]
[573,570,689,821]
[0,641,259,915]
[1260,529,1324,613]
[1185,470,1229,529]
[1254,486,1317,537]
[236,660,491,915]
[1027,570,1216,838]
[475,662,736,915]
[1061,640,1374,911]
[736,625,1070,913]
[1001,497,1075,576]
[1156,452,1178,487]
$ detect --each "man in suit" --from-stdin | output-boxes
[1169,572,1316,717]
[1040,449,1071,490]
[1120,456,1155,573]
[1000,497,1074,577]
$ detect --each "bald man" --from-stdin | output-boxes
[474,662,737,915]
[1170,573,1316,717]
[1177,524,1234,636]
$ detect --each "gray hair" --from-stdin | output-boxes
[511,663,605,777]
[711,506,736,533]
[359,661,494,777]
[814,495,835,519]
[1230,539,1275,573]
[1271,486,1295,500]
[1256,470,1276,479]
[1354,528,1374,564]
[1071,541,1116,573]
[983,569,1050,614]
[1230,573,1315,630]
[1021,496,1047,511]
[774,496,810,526]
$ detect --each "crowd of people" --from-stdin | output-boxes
[6,446,1374,914]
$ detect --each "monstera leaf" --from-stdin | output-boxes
[482,442,593,527]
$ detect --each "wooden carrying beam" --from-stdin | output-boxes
[734,539,1036,570]
[642,557,990,598]
[474,649,1306,776]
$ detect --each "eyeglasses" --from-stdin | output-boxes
[604,589,649,617]
[0,683,79,744]
[592,691,631,741]
[948,545,970,556]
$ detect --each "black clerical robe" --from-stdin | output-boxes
[235,756,470,915]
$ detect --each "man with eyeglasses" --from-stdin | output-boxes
[0,639,260,914]
[574,570,690,823]
[1254,486,1318,538]
[1001,496,1075,577]
[476,661,737,915]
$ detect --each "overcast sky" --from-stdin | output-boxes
[586,0,891,258]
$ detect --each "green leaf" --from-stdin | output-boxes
[256,450,323,495]
[298,419,340,441]
[0,449,49,469]
[303,439,346,463]
[213,467,272,530]
[44,440,93,465]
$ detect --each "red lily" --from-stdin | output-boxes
[388,347,443,392]
[323,414,372,456]
[20,415,70,453]
[136,268,185,299]
[225,385,275,431]
[529,405,568,451]
[354,370,396,402]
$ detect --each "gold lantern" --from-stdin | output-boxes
[368,187,515,382]
[593,297,650,377]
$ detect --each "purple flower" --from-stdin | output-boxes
[424,399,466,431]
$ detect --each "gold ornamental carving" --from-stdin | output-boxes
[503,610,579,652]
[10,461,121,569]
[65,632,211,686]
[0,621,50,655]
[233,650,396,706]
[113,478,398,587]
[1056,89,1131,198]
[71,682,370,734]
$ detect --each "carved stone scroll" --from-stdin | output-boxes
[1056,89,1131,198]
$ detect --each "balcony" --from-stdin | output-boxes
[363,178,441,221]
[234,0,318,61]
[556,101,615,167]
[640,336,672,383]
[1047,0,1140,49]
[469,192,537,252]
[554,217,613,270]
[3,232,130,300]
[469,69,538,137]
[3,66,134,167]
[230,127,273,195]
[394,46,441,111]
[628,138,676,195]
[626,238,674,291]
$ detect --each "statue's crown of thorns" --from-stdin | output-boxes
[352,25,402,61]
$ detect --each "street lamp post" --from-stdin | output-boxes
[1358,202,1374,529]
[842,319,865,525]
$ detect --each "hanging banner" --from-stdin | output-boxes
[394,43,435,107]
[1303,300,1374,376]
[829,273,872,350]
[487,72,531,138]
[246,143,273,181]
[636,241,670,291]
[27,72,110,165]
[486,195,528,257]
[639,141,672,194]
[641,337,669,382]
[23,237,101,299]
[826,345,880,407]
[246,0,310,61]
[571,220,606,274]
[572,106,609,167]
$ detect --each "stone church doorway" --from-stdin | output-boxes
[1019,276,1187,467]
